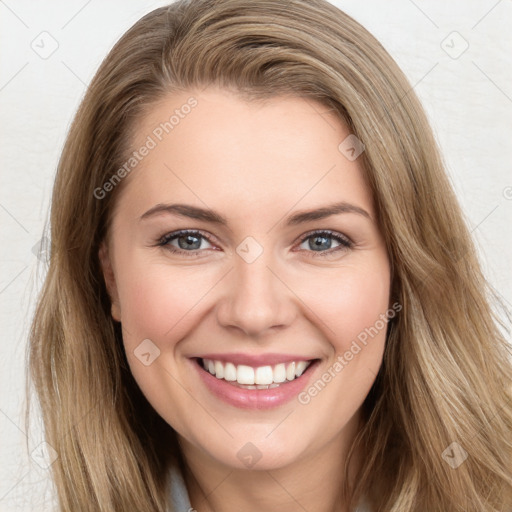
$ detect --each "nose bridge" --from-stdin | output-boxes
[216,241,295,337]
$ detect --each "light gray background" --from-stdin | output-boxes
[1,1,511,510]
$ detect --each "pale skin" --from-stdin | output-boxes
[99,87,391,512]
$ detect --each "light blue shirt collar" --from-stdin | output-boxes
[169,461,193,511]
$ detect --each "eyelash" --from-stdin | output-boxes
[155,229,353,258]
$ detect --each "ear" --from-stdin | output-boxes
[98,241,122,322]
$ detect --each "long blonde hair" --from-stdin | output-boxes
[28,0,512,510]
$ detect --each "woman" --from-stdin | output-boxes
[28,0,512,510]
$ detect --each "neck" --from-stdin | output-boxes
[178,413,363,512]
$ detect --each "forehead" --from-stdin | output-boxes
[114,87,374,223]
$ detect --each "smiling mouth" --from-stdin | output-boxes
[195,357,317,390]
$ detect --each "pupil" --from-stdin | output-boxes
[179,234,201,250]
[310,235,331,251]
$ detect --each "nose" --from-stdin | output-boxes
[215,251,297,338]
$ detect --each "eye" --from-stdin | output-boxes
[297,230,353,256]
[155,228,353,258]
[157,230,215,256]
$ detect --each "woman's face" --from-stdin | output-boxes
[100,87,391,471]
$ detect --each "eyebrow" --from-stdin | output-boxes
[140,201,371,226]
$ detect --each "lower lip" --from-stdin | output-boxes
[192,358,319,410]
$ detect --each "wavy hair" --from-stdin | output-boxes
[28,0,512,510]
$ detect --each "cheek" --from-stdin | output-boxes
[291,262,390,436]
[115,256,220,347]
[293,260,391,351]
[113,257,220,425]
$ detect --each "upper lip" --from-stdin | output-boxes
[193,353,317,367]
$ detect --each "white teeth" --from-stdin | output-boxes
[201,358,312,386]
[255,366,273,385]
[273,363,287,383]
[237,365,255,385]
[214,360,224,379]
[224,362,237,381]
[286,362,296,381]
[295,361,308,377]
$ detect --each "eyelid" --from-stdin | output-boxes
[157,228,218,246]
[295,229,353,247]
